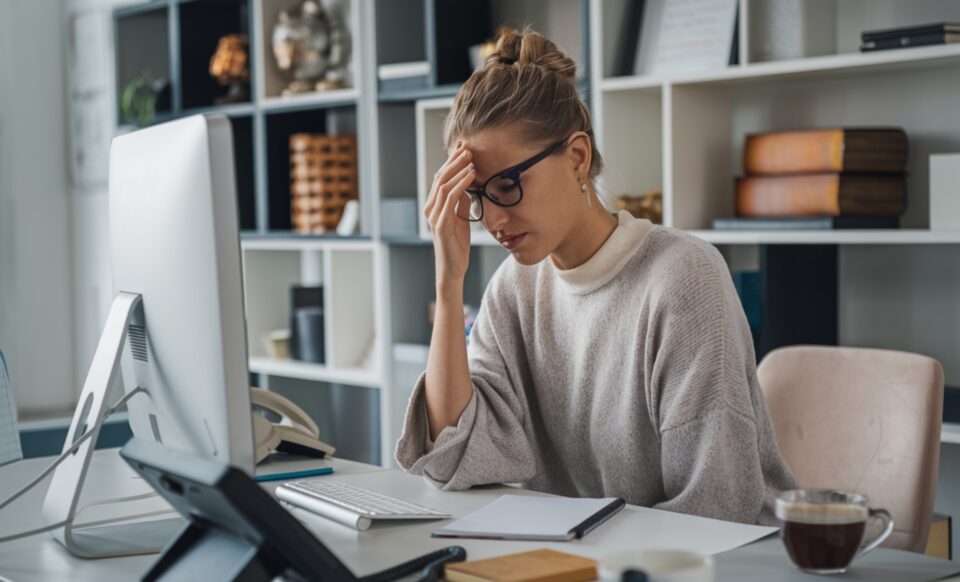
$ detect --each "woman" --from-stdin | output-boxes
[395,26,797,525]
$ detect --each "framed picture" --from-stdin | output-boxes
[634,0,739,76]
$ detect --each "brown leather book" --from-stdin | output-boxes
[444,549,597,582]
[744,128,907,174]
[735,174,906,217]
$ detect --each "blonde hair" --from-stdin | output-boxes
[443,26,604,180]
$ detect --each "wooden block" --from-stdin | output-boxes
[924,513,952,560]
[445,549,596,582]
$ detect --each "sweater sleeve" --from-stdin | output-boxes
[394,271,536,490]
[647,244,792,525]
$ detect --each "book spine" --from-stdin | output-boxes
[736,174,842,217]
[861,34,952,51]
[712,217,900,230]
[736,174,906,217]
[862,24,955,42]
[744,130,845,174]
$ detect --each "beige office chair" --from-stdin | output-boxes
[757,345,944,553]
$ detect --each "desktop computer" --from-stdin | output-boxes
[40,115,255,557]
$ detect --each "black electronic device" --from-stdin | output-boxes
[119,438,465,581]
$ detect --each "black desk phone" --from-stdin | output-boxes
[120,439,465,581]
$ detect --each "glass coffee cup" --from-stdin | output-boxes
[776,489,894,575]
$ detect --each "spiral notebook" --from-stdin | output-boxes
[432,495,625,541]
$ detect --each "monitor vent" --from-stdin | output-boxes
[128,325,149,362]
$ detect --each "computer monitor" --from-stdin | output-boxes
[110,114,254,473]
[41,115,255,558]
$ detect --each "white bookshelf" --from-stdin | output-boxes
[591,0,960,235]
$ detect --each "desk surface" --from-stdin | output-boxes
[1,449,957,581]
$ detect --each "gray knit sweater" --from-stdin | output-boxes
[395,211,797,525]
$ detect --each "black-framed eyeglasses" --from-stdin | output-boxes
[456,137,570,222]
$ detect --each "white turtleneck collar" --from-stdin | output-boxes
[549,210,655,294]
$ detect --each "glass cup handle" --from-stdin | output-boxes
[858,508,894,557]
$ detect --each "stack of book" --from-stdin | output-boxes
[290,133,358,234]
[714,128,908,231]
[861,22,960,52]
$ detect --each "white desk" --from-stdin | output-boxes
[1,449,958,581]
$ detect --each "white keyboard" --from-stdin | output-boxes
[276,480,451,531]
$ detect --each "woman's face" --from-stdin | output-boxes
[453,125,592,266]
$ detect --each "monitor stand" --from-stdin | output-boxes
[40,292,183,558]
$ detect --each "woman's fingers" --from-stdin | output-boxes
[430,163,473,227]
[425,147,471,215]
[440,164,475,222]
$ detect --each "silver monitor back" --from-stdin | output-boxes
[41,115,255,558]
[109,114,254,474]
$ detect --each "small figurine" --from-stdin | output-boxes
[209,34,250,105]
[272,0,352,95]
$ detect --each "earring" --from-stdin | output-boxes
[578,175,592,208]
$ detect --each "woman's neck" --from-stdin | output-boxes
[551,201,619,270]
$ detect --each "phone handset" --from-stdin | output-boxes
[251,388,335,464]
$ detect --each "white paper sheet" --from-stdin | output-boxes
[581,503,779,557]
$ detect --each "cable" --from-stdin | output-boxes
[0,387,147,540]
[0,520,68,544]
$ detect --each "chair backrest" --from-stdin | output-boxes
[757,345,944,553]
[0,350,23,466]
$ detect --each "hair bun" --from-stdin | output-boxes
[488,25,577,83]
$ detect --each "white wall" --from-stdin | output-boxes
[0,0,76,416]
[64,0,131,398]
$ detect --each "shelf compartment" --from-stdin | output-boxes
[596,85,663,213]
[243,245,378,376]
[375,0,427,70]
[263,105,359,232]
[177,0,252,110]
[431,0,492,86]
[242,249,304,361]
[114,5,173,125]
[256,0,357,101]
[263,376,381,465]
[377,103,419,200]
[665,61,960,230]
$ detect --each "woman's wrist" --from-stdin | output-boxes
[436,276,465,302]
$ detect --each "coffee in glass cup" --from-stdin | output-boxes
[776,489,894,574]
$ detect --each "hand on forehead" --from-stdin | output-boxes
[451,127,549,183]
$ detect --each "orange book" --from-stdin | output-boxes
[735,174,906,217]
[444,549,597,582]
[744,128,907,174]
